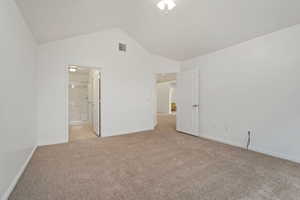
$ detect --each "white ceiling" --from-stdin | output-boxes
[16,0,300,60]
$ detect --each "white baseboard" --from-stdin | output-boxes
[38,139,68,147]
[251,145,300,164]
[1,146,37,200]
[199,134,243,149]
[102,127,155,138]
[199,134,300,164]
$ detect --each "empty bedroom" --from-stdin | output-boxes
[1,0,300,200]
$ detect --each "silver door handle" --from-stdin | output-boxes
[192,104,199,108]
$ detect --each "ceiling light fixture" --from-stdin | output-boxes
[69,66,78,72]
[157,0,176,11]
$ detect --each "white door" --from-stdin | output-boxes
[92,71,101,136]
[176,68,199,136]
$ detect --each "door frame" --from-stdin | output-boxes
[65,65,102,142]
[155,73,178,125]
[91,70,101,137]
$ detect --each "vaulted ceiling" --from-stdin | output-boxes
[16,0,300,60]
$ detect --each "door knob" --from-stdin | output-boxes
[192,104,199,107]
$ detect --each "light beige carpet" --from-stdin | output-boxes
[9,115,300,200]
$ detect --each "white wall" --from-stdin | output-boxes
[0,0,37,199]
[181,24,300,163]
[157,82,171,114]
[37,29,179,146]
[153,55,180,74]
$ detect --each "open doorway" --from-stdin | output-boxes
[156,73,177,129]
[67,65,101,142]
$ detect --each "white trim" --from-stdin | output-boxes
[199,134,300,164]
[1,146,37,200]
[38,140,67,147]
[65,65,69,144]
[251,145,300,164]
[176,128,195,136]
[102,127,154,138]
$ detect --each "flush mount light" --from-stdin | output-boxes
[157,0,176,11]
[69,66,78,72]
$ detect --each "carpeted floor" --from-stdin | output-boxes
[9,115,300,200]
